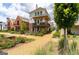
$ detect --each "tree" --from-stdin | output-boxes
[54,3,78,54]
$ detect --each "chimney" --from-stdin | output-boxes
[36,4,38,9]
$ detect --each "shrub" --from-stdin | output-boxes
[53,30,60,38]
[68,39,79,55]
[15,37,26,44]
[49,27,55,32]
[35,42,53,55]
[33,31,45,36]
[0,39,16,49]
[0,34,4,39]
[58,37,65,54]
[20,30,25,34]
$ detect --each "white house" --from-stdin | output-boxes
[29,6,50,32]
[0,22,7,30]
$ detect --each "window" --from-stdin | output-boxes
[35,20,37,24]
[35,12,36,16]
[40,11,42,15]
[17,21,19,25]
[37,20,39,24]
[38,12,39,15]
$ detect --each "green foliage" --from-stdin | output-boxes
[53,30,60,38]
[15,37,26,44]
[35,42,53,55]
[35,48,47,55]
[20,30,26,34]
[58,37,65,54]
[0,34,34,49]
[54,3,78,29]
[0,34,4,39]
[34,32,44,36]
[68,38,79,55]
[20,21,28,33]
[50,27,55,32]
[0,39,16,49]
[25,38,34,43]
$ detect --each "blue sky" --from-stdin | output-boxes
[0,3,53,22]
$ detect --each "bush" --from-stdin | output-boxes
[0,39,16,49]
[15,37,26,44]
[58,37,65,54]
[53,30,60,38]
[20,30,25,34]
[35,42,53,55]
[0,34,4,39]
[68,39,79,55]
[34,32,44,36]
[49,27,55,32]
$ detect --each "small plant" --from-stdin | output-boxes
[53,30,60,38]
[0,34,4,39]
[35,41,53,55]
[0,39,16,49]
[68,39,79,55]
[58,37,65,54]
[15,37,26,44]
[35,48,47,55]
[20,30,25,34]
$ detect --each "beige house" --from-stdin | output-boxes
[71,20,79,34]
[29,7,50,32]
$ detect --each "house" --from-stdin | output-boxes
[7,16,29,31]
[7,18,15,30]
[71,20,79,34]
[7,5,51,33]
[15,16,29,31]
[29,6,50,33]
[0,22,7,30]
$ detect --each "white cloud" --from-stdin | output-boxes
[0,3,53,22]
[0,16,7,22]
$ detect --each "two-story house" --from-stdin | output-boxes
[7,16,29,31]
[29,7,50,33]
[7,18,15,30]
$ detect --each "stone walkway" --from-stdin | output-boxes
[0,32,52,55]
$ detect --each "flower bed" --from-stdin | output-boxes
[0,34,34,49]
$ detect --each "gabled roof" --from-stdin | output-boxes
[29,7,47,13]
[16,16,29,22]
[29,7,50,19]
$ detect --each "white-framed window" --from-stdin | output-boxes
[40,11,42,15]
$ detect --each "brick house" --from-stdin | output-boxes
[7,16,29,31]
[7,18,15,30]
[7,6,50,33]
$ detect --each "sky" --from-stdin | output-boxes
[0,3,54,22]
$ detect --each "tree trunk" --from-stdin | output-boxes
[63,28,68,54]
